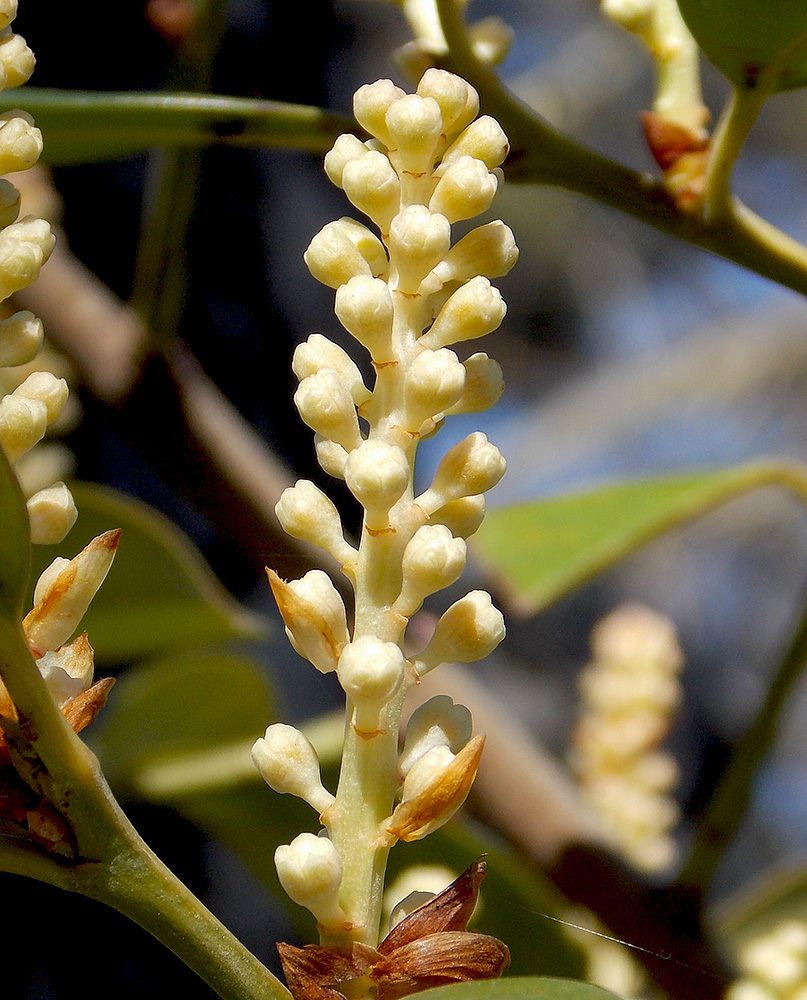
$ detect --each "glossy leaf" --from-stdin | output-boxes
[471,463,807,614]
[2,89,355,165]
[27,483,265,662]
[677,0,807,92]
[0,448,30,621]
[415,976,623,1000]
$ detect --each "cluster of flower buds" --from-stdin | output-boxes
[254,69,515,948]
[0,0,70,544]
[726,921,807,1000]
[571,603,683,874]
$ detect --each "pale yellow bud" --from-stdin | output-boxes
[0,28,34,88]
[315,435,349,479]
[324,133,372,188]
[27,481,77,545]
[292,334,371,407]
[344,439,409,530]
[470,17,514,65]
[0,1,17,34]
[421,276,506,349]
[305,218,388,289]
[14,370,69,423]
[0,112,40,173]
[342,150,401,232]
[740,922,807,988]
[429,494,486,539]
[429,156,498,223]
[294,370,362,452]
[416,69,479,137]
[275,480,357,566]
[267,567,349,674]
[394,524,466,618]
[593,603,683,675]
[0,216,55,302]
[416,432,506,513]
[0,309,42,367]
[726,984,777,1000]
[385,94,443,173]
[421,221,518,294]
[334,275,394,358]
[412,590,505,676]
[400,694,472,777]
[388,206,451,294]
[275,832,346,930]
[0,391,45,462]
[337,636,406,733]
[402,744,456,800]
[579,665,681,715]
[444,353,504,415]
[23,530,120,655]
[403,348,465,431]
[252,723,335,814]
[440,117,509,172]
[353,79,407,147]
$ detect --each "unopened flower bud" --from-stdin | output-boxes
[416,432,506,513]
[413,590,505,676]
[0,29,34,88]
[252,723,335,814]
[335,275,394,358]
[353,79,407,147]
[400,695,472,777]
[294,370,362,452]
[267,567,349,674]
[440,116,509,172]
[293,335,371,407]
[444,353,504,415]
[275,832,346,930]
[420,221,518,294]
[388,206,451,294]
[394,524,466,618]
[337,636,406,734]
[35,631,93,707]
[23,530,121,655]
[275,480,358,567]
[0,2,17,34]
[0,216,55,302]
[403,348,465,431]
[421,276,506,349]
[344,440,409,530]
[429,156,498,223]
[0,309,42,367]
[417,69,479,137]
[27,481,77,544]
[470,17,514,65]
[385,94,443,174]
[324,133,372,187]
[315,435,349,479]
[0,391,46,462]
[305,218,387,289]
[403,745,456,800]
[0,113,40,173]
[14,370,69,423]
[429,494,486,539]
[342,150,401,232]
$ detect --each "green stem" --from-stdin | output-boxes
[651,0,705,135]
[703,86,767,224]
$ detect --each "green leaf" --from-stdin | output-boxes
[0,448,29,622]
[2,89,355,165]
[28,483,265,662]
[677,0,807,92]
[471,463,807,614]
[415,976,623,1000]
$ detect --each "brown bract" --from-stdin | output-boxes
[277,859,510,1000]
[641,111,710,211]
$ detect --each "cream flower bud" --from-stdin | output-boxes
[337,636,406,734]
[294,370,362,452]
[416,432,506,513]
[429,494,486,539]
[403,744,456,801]
[315,435,349,479]
[386,94,443,173]
[0,216,55,302]
[444,353,504,414]
[275,832,346,930]
[344,440,409,530]
[324,133,372,187]
[342,150,401,232]
[0,309,42,367]
[275,480,357,566]
[252,723,335,814]
[440,117,510,172]
[23,530,120,655]
[0,392,46,462]
[420,276,506,350]
[267,567,350,674]
[0,177,19,229]
[292,334,371,407]
[304,218,388,289]
[14,370,69,423]
[353,79,407,146]
[420,221,518,294]
[335,275,394,358]
[0,2,17,34]
[400,694,472,777]
[27,481,77,545]
[429,156,498,223]
[417,69,479,137]
[394,524,466,618]
[412,590,505,676]
[0,113,41,173]
[0,29,34,88]
[388,206,451,294]
[35,631,94,706]
[404,348,465,430]
[470,17,514,65]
